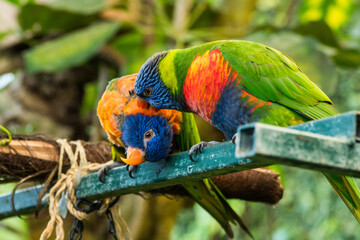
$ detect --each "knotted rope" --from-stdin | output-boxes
[40,139,131,240]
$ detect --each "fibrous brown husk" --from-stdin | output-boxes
[0,134,111,182]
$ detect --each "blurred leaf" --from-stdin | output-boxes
[0,32,9,42]
[294,21,340,48]
[18,4,95,34]
[24,21,119,73]
[3,0,21,5]
[206,0,223,10]
[47,0,107,15]
[111,31,143,58]
[4,0,34,5]
[333,49,360,68]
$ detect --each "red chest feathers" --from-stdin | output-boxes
[183,49,239,123]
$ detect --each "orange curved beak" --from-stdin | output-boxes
[121,147,146,165]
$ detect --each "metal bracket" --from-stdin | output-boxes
[236,111,360,177]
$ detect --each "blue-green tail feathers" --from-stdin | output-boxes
[324,173,360,223]
[182,179,254,239]
[179,113,253,238]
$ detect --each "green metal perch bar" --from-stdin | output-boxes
[0,111,359,220]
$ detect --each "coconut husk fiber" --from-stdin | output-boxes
[0,134,111,182]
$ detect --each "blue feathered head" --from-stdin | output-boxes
[134,51,186,111]
[121,114,174,163]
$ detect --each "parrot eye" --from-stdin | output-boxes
[143,87,153,97]
[144,129,155,140]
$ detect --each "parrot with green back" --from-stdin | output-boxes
[133,40,360,222]
[96,74,253,238]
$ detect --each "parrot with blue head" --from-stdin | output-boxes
[97,74,253,239]
[97,74,182,173]
[133,40,360,222]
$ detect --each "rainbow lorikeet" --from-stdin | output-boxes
[133,40,360,222]
[96,74,253,238]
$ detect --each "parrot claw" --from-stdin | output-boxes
[232,133,238,145]
[98,162,125,183]
[189,141,219,161]
[126,164,137,178]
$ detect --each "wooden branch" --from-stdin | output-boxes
[0,135,111,181]
[150,169,283,204]
[0,134,283,204]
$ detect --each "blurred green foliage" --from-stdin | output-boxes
[47,0,107,14]
[1,0,360,239]
[0,184,29,240]
[24,21,119,73]
[18,4,95,34]
[173,167,360,240]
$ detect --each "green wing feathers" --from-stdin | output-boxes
[178,113,253,238]
[111,144,125,162]
[175,113,201,150]
[182,179,253,239]
[324,174,360,222]
[218,41,337,119]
